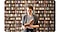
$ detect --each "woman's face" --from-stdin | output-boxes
[27,8,32,15]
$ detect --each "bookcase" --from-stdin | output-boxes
[5,0,55,32]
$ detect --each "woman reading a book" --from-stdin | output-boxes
[21,6,39,32]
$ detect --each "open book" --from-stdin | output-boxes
[24,20,34,27]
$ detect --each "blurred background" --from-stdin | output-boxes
[5,0,55,32]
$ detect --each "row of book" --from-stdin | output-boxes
[5,0,55,32]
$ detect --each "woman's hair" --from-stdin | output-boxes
[28,6,33,10]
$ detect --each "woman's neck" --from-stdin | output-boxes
[28,13,32,17]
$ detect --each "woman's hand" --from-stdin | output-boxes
[22,25,26,30]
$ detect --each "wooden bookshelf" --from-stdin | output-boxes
[5,0,55,32]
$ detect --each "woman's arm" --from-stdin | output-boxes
[30,25,39,28]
